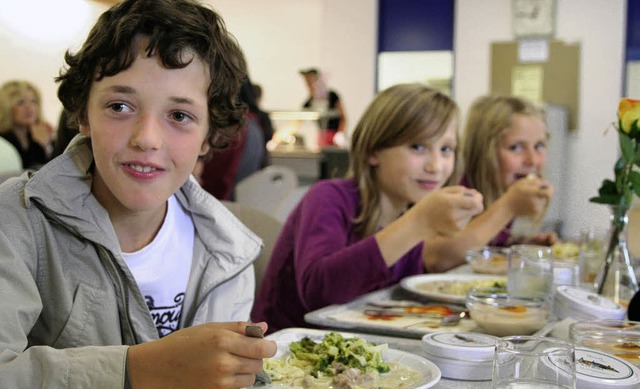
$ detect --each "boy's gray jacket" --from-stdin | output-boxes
[0,136,262,388]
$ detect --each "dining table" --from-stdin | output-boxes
[297,263,554,388]
[260,253,640,389]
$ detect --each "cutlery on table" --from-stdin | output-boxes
[245,325,272,386]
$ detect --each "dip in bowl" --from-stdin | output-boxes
[466,247,509,275]
[466,287,550,337]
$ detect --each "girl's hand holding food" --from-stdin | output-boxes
[413,185,484,235]
[505,177,553,217]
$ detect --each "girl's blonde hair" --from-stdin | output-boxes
[462,95,546,209]
[0,80,42,133]
[348,83,459,238]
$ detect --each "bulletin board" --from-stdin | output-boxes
[490,40,581,130]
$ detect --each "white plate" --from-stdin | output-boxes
[249,329,441,389]
[400,273,506,304]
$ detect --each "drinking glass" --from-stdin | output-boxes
[492,336,576,388]
[507,245,554,300]
[577,227,609,289]
[569,319,640,367]
[466,246,510,275]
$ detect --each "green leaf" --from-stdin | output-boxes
[598,179,618,197]
[632,118,640,139]
[631,170,640,197]
[615,157,626,174]
[634,148,640,166]
[620,132,635,163]
[590,195,618,205]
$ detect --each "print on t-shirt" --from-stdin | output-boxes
[145,292,184,337]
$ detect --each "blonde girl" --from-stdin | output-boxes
[424,95,557,272]
[252,83,483,332]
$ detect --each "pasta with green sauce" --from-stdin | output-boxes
[264,332,423,388]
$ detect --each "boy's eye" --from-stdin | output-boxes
[171,111,192,123]
[109,103,131,113]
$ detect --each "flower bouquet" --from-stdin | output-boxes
[589,98,640,303]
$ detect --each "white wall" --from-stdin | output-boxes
[455,0,626,238]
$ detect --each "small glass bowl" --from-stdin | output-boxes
[465,246,510,275]
[466,287,550,337]
[569,319,640,366]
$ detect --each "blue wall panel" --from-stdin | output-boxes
[627,0,640,60]
[378,0,454,52]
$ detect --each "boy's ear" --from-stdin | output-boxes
[79,120,91,137]
[199,141,210,157]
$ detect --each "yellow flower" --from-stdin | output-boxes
[618,98,640,135]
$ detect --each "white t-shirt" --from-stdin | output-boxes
[122,195,194,337]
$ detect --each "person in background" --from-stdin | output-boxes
[197,77,273,200]
[0,80,53,169]
[300,67,346,147]
[423,95,557,273]
[252,83,484,333]
[251,82,275,164]
[234,79,273,182]
[252,83,264,106]
[0,0,276,388]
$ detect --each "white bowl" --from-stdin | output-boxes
[466,287,550,337]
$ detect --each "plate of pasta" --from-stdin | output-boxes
[252,330,441,388]
[400,274,507,304]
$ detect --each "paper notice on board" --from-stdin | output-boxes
[518,39,549,63]
[511,66,543,103]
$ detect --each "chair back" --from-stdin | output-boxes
[0,137,22,174]
[235,165,298,217]
[274,185,310,223]
[222,201,283,295]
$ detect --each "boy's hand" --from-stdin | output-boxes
[127,321,277,389]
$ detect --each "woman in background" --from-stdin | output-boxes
[252,83,484,333]
[0,80,53,169]
[423,95,557,273]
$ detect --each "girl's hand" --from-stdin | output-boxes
[523,231,559,246]
[505,177,553,217]
[413,186,484,235]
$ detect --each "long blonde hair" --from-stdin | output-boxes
[348,83,459,238]
[0,80,43,133]
[462,95,546,209]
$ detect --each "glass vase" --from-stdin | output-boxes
[593,206,640,307]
